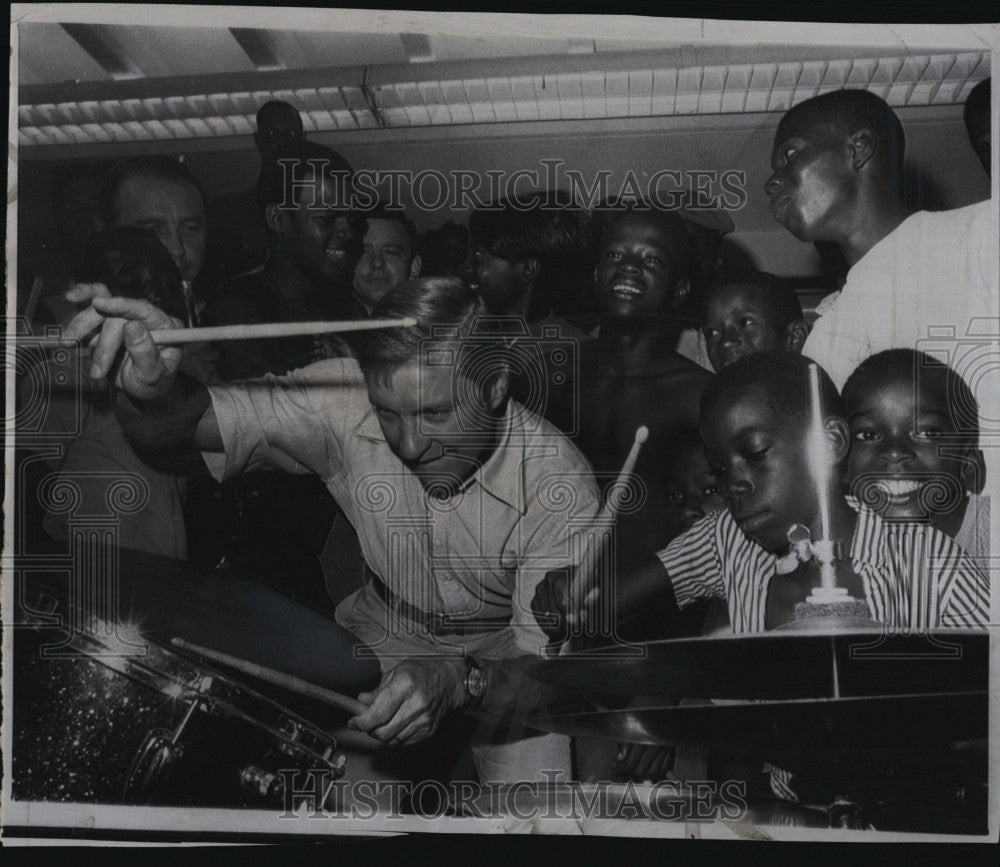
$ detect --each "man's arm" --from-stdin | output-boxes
[61,283,224,453]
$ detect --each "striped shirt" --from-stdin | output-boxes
[657,498,989,633]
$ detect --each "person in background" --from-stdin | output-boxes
[203,100,307,286]
[99,154,210,329]
[417,221,470,278]
[700,268,808,372]
[190,140,362,612]
[352,206,422,314]
[764,89,993,390]
[547,202,712,584]
[30,227,195,559]
[200,140,361,380]
[963,78,991,178]
[465,191,592,332]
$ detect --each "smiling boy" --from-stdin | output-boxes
[842,349,988,561]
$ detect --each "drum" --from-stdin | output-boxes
[11,572,347,810]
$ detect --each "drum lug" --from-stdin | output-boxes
[278,718,303,756]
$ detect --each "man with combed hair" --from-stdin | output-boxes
[765,88,994,390]
[62,275,599,784]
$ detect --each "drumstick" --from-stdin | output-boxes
[566,425,650,624]
[170,636,368,717]
[30,317,417,348]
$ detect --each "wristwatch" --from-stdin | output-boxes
[463,656,488,707]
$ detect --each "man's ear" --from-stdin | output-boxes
[850,129,877,171]
[520,257,541,286]
[409,254,422,279]
[825,416,851,465]
[960,447,987,496]
[265,203,287,235]
[671,278,692,308]
[784,319,810,353]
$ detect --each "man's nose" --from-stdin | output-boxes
[394,419,432,464]
[159,225,186,267]
[721,324,741,348]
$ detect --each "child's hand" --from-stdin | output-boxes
[530,567,600,645]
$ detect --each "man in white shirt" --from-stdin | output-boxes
[62,275,599,784]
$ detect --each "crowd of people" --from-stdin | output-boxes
[16,82,994,819]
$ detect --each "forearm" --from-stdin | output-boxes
[614,552,682,626]
[114,372,221,473]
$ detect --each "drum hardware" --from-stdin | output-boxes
[124,695,204,803]
[278,719,304,757]
[239,765,284,800]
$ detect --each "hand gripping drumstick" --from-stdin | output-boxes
[171,636,368,716]
[564,425,650,636]
[36,317,418,348]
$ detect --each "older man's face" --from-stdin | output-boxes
[113,176,206,284]
[365,356,506,496]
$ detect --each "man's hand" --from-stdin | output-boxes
[62,283,183,401]
[347,657,467,746]
[613,743,673,783]
[530,567,600,645]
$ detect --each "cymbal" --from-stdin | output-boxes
[531,630,988,700]
[527,692,988,774]
[17,544,382,692]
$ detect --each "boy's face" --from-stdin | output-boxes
[765,115,854,243]
[594,213,688,317]
[468,244,528,314]
[845,372,976,525]
[701,388,819,552]
[703,284,792,371]
[662,445,727,537]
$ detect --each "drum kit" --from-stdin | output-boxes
[7,543,990,834]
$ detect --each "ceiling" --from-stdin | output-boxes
[15,23,992,148]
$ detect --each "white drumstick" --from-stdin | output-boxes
[567,425,650,622]
[30,317,417,348]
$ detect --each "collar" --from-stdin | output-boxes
[353,401,527,515]
[476,402,526,514]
